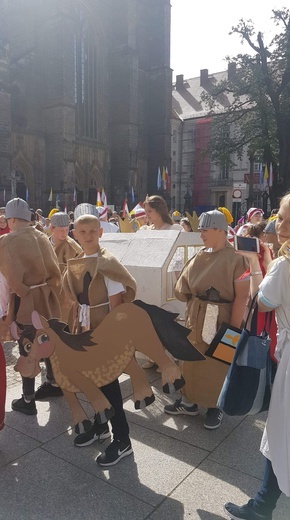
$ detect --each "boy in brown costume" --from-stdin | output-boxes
[63,203,136,467]
[34,211,83,400]
[0,198,61,414]
[49,212,82,275]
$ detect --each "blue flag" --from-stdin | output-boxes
[157,167,162,190]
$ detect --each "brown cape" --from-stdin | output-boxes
[0,226,61,336]
[52,236,83,275]
[63,247,136,331]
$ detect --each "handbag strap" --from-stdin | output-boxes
[245,292,272,335]
[244,293,258,331]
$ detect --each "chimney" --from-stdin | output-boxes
[228,62,236,80]
[200,69,208,87]
[176,74,184,90]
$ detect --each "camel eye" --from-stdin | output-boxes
[37,333,49,344]
[23,343,31,353]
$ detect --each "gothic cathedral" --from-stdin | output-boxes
[0,0,172,210]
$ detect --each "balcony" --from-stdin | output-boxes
[208,177,233,188]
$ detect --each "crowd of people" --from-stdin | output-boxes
[0,193,289,518]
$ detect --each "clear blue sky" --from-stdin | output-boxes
[170,0,287,79]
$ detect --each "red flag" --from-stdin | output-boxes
[122,198,129,218]
[162,167,167,190]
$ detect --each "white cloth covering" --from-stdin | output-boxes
[0,272,10,318]
[100,221,120,233]
[258,256,290,496]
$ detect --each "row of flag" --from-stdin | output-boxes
[48,187,111,207]
[48,187,136,218]
[259,162,274,188]
[157,166,171,191]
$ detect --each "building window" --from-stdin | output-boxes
[11,83,27,127]
[220,162,229,180]
[172,129,177,143]
[74,26,98,139]
[73,4,105,141]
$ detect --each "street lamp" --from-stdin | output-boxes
[184,190,192,213]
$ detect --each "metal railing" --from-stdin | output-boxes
[208,177,233,187]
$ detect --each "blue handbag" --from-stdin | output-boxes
[217,296,272,416]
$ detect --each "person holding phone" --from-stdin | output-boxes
[164,210,249,430]
[224,192,290,520]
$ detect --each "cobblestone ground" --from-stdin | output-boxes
[3,341,22,389]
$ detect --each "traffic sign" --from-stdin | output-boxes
[232,189,242,200]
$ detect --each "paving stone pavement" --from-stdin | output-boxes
[0,342,289,520]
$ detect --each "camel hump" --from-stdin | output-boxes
[109,302,144,319]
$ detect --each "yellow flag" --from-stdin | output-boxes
[264,164,269,180]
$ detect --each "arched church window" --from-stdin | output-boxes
[11,82,27,127]
[73,9,102,140]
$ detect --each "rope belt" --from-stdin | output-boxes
[30,283,48,290]
[78,301,109,329]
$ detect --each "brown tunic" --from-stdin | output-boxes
[52,236,83,275]
[0,226,61,335]
[175,242,247,407]
[63,246,137,332]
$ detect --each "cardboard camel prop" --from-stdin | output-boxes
[13,301,204,431]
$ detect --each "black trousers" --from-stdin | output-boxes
[99,379,130,443]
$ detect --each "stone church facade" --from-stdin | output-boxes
[0,0,172,211]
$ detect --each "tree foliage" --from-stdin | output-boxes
[202,7,290,205]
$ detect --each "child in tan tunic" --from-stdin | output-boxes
[63,203,137,467]
[34,212,83,400]
[49,212,83,275]
[0,198,61,415]
[164,210,249,429]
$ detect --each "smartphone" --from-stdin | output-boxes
[234,235,260,253]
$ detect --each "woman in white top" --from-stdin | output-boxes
[141,195,183,231]
[139,195,183,368]
[224,192,290,520]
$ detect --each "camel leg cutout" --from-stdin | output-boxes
[62,389,88,426]
[135,394,155,409]
[125,357,154,406]
[95,407,115,424]
[75,419,92,435]
[163,375,185,394]
[66,371,113,419]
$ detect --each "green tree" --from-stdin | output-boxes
[202,7,290,208]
